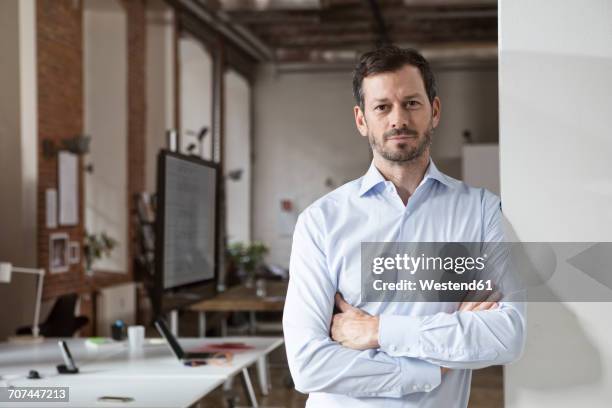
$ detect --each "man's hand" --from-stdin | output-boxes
[330,293,380,350]
[459,290,502,312]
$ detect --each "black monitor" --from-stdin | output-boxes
[154,151,218,313]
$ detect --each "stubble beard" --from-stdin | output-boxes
[368,121,434,164]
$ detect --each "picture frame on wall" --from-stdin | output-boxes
[68,241,80,264]
[49,232,70,273]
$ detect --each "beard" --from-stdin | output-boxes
[368,121,433,163]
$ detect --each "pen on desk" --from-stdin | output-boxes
[98,396,134,403]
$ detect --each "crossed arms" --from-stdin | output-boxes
[282,209,526,397]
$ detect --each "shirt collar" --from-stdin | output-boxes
[358,159,456,196]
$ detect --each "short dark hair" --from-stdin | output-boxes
[352,46,437,110]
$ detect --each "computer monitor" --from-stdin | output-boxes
[154,151,218,306]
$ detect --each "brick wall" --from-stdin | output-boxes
[123,0,147,278]
[37,0,85,300]
[36,0,147,334]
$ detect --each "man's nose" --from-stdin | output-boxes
[390,105,410,129]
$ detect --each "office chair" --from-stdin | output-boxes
[16,293,89,337]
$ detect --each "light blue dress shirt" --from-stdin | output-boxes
[283,160,526,408]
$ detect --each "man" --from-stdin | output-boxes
[283,46,525,407]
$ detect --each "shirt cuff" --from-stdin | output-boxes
[399,357,442,393]
[378,314,422,357]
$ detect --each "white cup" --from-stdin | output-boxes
[0,263,12,283]
[128,325,145,349]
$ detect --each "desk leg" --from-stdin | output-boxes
[169,310,179,336]
[220,314,228,337]
[223,377,233,391]
[249,311,256,335]
[241,367,259,408]
[198,312,206,337]
[256,356,270,396]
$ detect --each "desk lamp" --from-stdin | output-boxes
[0,262,45,342]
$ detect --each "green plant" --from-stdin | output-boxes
[227,241,269,276]
[84,232,117,272]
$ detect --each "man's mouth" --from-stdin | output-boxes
[386,135,416,141]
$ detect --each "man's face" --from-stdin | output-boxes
[354,64,441,163]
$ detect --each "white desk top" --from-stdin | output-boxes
[0,375,224,408]
[0,336,284,408]
[83,337,283,377]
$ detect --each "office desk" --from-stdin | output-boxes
[0,375,224,407]
[0,336,284,407]
[188,281,288,337]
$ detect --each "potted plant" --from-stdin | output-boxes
[227,241,269,288]
[83,232,117,276]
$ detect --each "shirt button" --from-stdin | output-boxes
[389,345,397,352]
[412,385,419,391]
[424,384,431,391]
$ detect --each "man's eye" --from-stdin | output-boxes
[406,100,420,108]
[375,105,387,111]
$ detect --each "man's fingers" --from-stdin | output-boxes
[330,314,343,339]
[473,291,503,311]
[473,301,498,311]
[335,293,354,313]
[484,290,502,304]
[459,301,477,312]
[465,287,496,303]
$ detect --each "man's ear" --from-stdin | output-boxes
[431,96,441,129]
[354,105,368,137]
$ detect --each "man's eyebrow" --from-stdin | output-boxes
[402,93,424,100]
[371,94,425,103]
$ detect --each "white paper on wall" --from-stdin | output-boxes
[58,151,79,226]
[46,188,58,228]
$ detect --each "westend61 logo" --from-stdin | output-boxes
[372,253,487,275]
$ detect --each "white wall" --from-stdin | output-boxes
[0,0,38,340]
[253,67,371,266]
[253,65,499,266]
[224,69,251,243]
[432,68,498,178]
[83,0,128,272]
[179,36,213,159]
[145,0,175,193]
[499,0,612,407]
[462,144,499,195]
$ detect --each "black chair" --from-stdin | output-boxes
[16,293,89,337]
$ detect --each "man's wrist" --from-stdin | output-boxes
[369,315,380,348]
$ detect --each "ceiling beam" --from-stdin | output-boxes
[403,0,497,6]
[166,0,275,61]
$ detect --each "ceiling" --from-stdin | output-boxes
[176,0,498,69]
